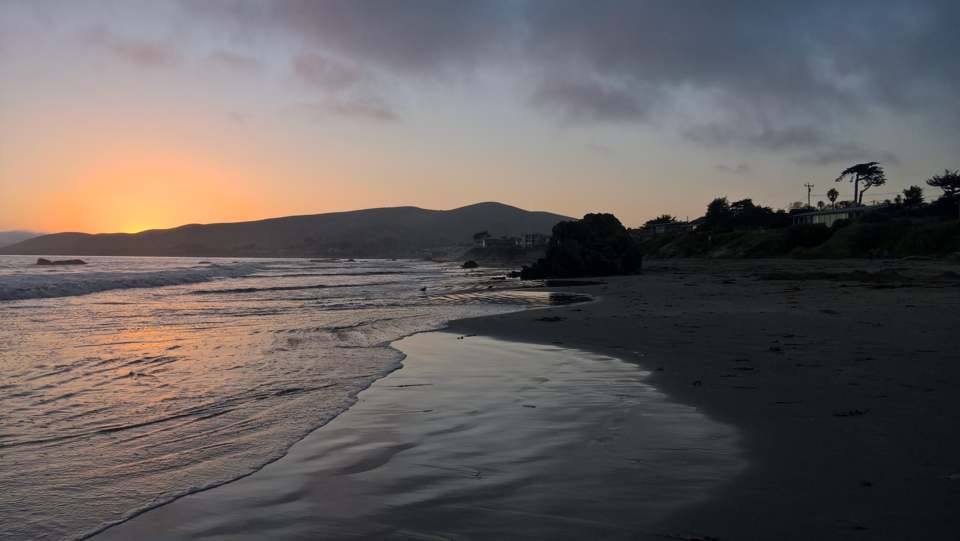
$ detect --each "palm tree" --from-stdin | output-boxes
[836,162,886,205]
[826,188,839,208]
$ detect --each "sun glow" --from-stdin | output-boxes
[13,144,274,234]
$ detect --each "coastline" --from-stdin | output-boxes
[93,327,744,540]
[448,258,960,539]
[85,257,960,540]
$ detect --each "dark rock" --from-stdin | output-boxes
[461,260,479,269]
[36,258,86,266]
[521,213,642,279]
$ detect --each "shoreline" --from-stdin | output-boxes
[93,327,744,540]
[85,257,960,539]
[448,258,960,539]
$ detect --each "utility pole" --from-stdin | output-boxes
[804,183,815,208]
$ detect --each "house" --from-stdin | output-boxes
[521,233,549,249]
[639,221,695,237]
[791,205,876,227]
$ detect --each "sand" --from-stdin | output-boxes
[447,259,960,540]
[93,258,960,540]
[94,333,743,540]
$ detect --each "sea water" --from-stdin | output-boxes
[0,255,579,540]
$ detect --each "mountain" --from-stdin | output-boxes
[0,203,571,258]
[0,231,41,248]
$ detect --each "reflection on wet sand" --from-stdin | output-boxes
[97,332,744,541]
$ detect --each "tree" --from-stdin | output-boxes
[472,231,490,244]
[703,197,731,229]
[644,214,677,227]
[817,200,825,209]
[836,162,886,205]
[926,169,960,199]
[902,185,924,207]
[826,188,839,207]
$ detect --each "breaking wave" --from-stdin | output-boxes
[0,264,260,301]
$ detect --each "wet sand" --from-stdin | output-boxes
[447,259,960,540]
[95,332,743,540]
[92,258,960,540]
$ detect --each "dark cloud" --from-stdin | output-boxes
[198,1,960,140]
[292,53,396,122]
[199,0,518,74]
[531,76,656,123]
[83,26,178,69]
[686,125,830,151]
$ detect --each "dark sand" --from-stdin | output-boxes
[95,333,743,540]
[447,259,960,540]
[93,258,960,540]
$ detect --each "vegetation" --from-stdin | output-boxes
[827,188,839,207]
[644,214,677,227]
[836,162,886,205]
[702,197,791,231]
[637,168,960,259]
[902,185,924,207]
[926,169,960,199]
[522,213,643,279]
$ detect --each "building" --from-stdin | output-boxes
[791,205,876,227]
[639,221,695,237]
[521,233,549,249]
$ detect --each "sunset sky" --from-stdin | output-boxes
[2,1,958,233]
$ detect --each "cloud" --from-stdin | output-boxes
[83,26,178,69]
[686,124,830,151]
[794,145,900,166]
[531,76,656,123]
[293,53,372,92]
[208,50,261,73]
[292,53,396,122]
[715,163,753,175]
[312,95,397,123]
[199,0,518,75]
[201,1,960,135]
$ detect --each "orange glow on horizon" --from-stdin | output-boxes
[12,145,281,234]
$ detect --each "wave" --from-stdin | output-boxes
[189,281,399,295]
[0,264,260,301]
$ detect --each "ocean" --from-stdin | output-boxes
[0,255,581,540]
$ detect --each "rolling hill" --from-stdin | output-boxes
[0,203,571,258]
[0,231,41,248]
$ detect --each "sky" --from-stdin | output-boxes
[1,0,958,233]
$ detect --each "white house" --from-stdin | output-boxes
[791,206,876,227]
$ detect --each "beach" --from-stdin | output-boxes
[449,259,960,539]
[88,258,960,540]
[95,332,743,540]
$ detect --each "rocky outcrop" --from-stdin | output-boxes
[36,258,87,266]
[521,213,642,279]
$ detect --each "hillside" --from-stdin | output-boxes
[0,203,571,258]
[0,231,40,248]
